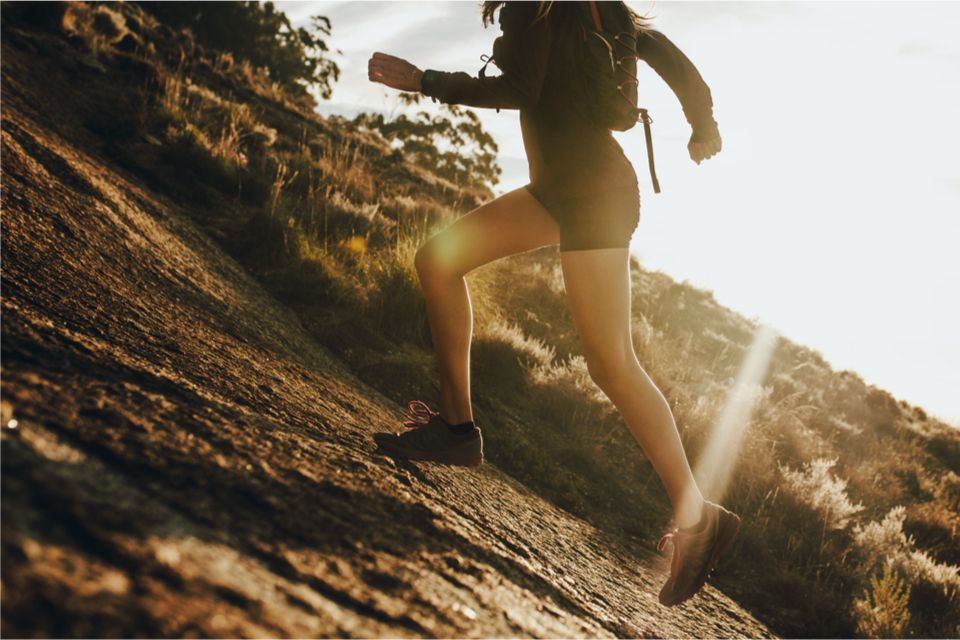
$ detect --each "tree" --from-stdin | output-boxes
[138,1,340,102]
[353,94,501,192]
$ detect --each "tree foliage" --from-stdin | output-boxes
[138,1,340,102]
[352,94,501,192]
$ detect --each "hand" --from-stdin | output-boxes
[368,52,424,92]
[688,133,722,165]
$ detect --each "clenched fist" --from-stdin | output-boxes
[688,134,722,165]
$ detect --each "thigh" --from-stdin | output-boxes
[559,247,635,363]
[420,185,560,276]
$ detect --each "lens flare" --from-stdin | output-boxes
[344,235,367,254]
[694,323,778,501]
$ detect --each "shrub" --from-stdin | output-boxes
[854,506,913,565]
[853,562,912,639]
[780,458,865,531]
[853,504,960,631]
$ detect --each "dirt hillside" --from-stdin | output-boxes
[0,32,771,640]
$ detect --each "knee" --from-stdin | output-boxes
[584,350,636,392]
[414,242,441,283]
[414,241,460,283]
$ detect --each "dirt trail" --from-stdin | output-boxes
[0,62,772,640]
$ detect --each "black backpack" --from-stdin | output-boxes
[572,1,661,192]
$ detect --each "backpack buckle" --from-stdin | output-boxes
[479,53,493,78]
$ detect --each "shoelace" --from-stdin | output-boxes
[401,400,441,429]
[657,529,684,591]
[657,529,679,553]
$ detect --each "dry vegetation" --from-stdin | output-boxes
[3,2,958,637]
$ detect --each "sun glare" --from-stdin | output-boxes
[694,323,779,502]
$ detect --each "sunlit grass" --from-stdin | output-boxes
[313,136,375,203]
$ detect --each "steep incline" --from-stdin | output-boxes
[0,55,770,639]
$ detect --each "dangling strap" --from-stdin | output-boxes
[639,108,661,193]
[479,53,501,113]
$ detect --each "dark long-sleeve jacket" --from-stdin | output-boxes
[420,1,718,197]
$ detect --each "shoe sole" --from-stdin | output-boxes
[374,433,484,467]
[662,510,742,606]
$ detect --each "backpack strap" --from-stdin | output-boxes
[639,108,661,193]
[587,1,603,31]
[586,0,661,193]
[477,53,501,113]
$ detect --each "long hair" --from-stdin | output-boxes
[480,1,653,32]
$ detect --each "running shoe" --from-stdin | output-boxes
[656,500,742,606]
[373,400,484,467]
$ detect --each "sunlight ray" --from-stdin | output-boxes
[694,323,778,502]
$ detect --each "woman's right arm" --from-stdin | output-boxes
[420,2,553,111]
[636,28,719,142]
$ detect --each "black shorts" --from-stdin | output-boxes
[524,182,640,252]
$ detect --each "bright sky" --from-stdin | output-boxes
[277,1,960,425]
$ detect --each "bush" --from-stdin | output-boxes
[852,505,960,634]
[780,458,865,531]
[854,563,912,639]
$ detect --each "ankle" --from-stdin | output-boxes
[439,409,473,426]
[675,496,706,530]
[442,416,476,435]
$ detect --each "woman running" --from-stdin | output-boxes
[368,0,738,606]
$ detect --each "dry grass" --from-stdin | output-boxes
[312,136,375,203]
[158,72,277,169]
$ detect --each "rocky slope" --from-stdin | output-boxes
[0,35,771,640]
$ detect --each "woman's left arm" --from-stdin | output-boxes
[369,2,553,111]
